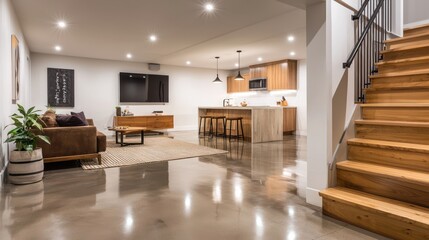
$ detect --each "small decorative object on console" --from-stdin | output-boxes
[116,106,121,117]
[152,111,164,116]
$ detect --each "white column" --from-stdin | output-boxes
[306,1,332,207]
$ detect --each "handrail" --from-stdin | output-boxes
[352,0,370,20]
[343,0,386,68]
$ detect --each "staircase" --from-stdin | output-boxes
[320,24,429,239]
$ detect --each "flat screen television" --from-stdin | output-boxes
[119,72,169,103]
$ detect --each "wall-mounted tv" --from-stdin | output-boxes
[120,72,169,103]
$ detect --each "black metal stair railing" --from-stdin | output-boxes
[343,0,393,103]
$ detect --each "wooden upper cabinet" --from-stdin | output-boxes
[250,59,297,91]
[250,66,268,79]
[227,73,250,93]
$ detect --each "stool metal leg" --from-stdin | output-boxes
[198,117,202,136]
[240,119,244,140]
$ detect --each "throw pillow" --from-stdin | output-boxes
[56,115,87,127]
[71,111,89,125]
[40,110,58,128]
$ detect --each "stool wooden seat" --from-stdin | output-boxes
[225,117,244,140]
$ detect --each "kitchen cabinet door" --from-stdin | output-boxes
[267,60,297,91]
[227,74,250,93]
[250,66,268,79]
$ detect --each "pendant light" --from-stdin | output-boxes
[234,50,244,81]
[213,56,222,83]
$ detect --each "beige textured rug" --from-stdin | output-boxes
[80,137,227,170]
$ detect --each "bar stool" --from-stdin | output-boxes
[211,116,226,137]
[199,115,213,137]
[225,117,244,141]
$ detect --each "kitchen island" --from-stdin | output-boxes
[198,106,296,143]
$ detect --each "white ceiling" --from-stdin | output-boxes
[12,0,306,70]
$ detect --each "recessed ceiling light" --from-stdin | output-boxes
[288,36,295,42]
[204,3,215,12]
[257,57,263,62]
[235,63,239,67]
[54,45,62,51]
[149,35,157,42]
[126,53,132,59]
[290,51,296,56]
[186,61,191,65]
[57,21,67,29]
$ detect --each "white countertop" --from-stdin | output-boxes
[199,106,297,110]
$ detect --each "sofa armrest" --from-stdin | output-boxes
[37,126,97,158]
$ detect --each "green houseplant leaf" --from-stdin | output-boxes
[4,104,51,151]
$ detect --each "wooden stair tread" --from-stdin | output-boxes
[348,138,429,154]
[320,187,429,227]
[370,69,429,78]
[361,103,429,107]
[355,119,429,128]
[405,23,429,32]
[381,42,429,54]
[376,55,429,66]
[385,32,429,43]
[364,85,429,91]
[337,161,429,186]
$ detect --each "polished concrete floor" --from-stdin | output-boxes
[0,132,388,240]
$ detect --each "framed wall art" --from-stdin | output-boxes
[47,68,75,107]
[11,35,20,104]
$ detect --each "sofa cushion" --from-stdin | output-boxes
[71,111,89,125]
[56,114,87,127]
[40,110,58,128]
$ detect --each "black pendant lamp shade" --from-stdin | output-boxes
[213,56,222,83]
[235,50,244,81]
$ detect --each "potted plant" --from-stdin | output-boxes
[4,104,50,185]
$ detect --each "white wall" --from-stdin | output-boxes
[404,0,429,27]
[30,53,229,133]
[0,0,32,183]
[227,60,307,135]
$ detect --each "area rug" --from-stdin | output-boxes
[80,137,228,170]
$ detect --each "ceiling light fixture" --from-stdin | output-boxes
[186,61,191,65]
[54,45,62,51]
[235,63,239,67]
[287,36,295,42]
[126,53,132,59]
[257,57,263,62]
[204,3,215,12]
[290,51,296,56]
[234,50,244,81]
[57,21,67,29]
[213,57,222,83]
[149,35,157,42]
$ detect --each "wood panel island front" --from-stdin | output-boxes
[198,106,296,143]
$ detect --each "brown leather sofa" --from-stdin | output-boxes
[37,119,106,165]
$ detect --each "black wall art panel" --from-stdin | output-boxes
[47,68,75,107]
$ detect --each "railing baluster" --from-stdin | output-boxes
[344,0,392,103]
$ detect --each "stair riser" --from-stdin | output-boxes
[405,27,429,37]
[356,123,429,145]
[348,145,429,172]
[323,198,429,240]
[387,36,429,50]
[383,47,429,61]
[362,107,429,122]
[337,169,429,208]
[371,74,429,89]
[365,89,429,103]
[378,61,429,74]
